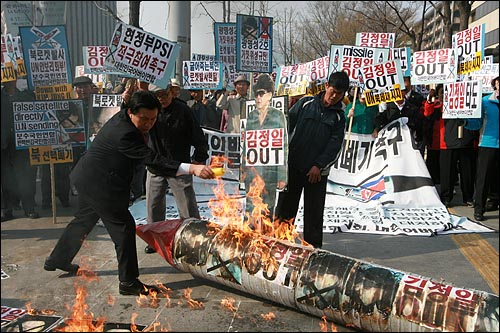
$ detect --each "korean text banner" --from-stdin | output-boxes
[452,23,485,75]
[359,59,405,106]
[275,56,330,97]
[389,47,411,77]
[442,80,482,119]
[356,32,395,49]
[83,46,126,75]
[182,60,224,90]
[411,48,458,85]
[13,100,86,149]
[236,14,273,73]
[105,22,180,88]
[468,63,500,94]
[19,25,72,90]
[329,45,390,87]
[214,22,239,90]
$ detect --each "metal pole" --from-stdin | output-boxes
[167,1,191,82]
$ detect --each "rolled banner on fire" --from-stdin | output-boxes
[136,219,499,332]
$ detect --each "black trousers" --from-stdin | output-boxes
[1,149,37,214]
[46,190,139,282]
[275,166,327,248]
[439,148,476,203]
[425,149,440,185]
[474,147,499,215]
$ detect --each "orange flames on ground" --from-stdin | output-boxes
[220,297,242,319]
[260,312,276,321]
[320,315,338,332]
[54,257,106,332]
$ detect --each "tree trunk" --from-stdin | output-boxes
[456,1,472,31]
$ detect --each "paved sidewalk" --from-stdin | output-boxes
[1,186,498,331]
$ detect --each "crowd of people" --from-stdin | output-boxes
[1,70,498,296]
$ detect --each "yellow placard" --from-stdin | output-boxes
[29,145,74,165]
[1,62,16,82]
[35,84,75,100]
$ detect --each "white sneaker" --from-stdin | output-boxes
[71,186,78,196]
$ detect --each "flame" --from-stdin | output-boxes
[320,315,338,332]
[220,297,242,319]
[260,312,276,321]
[181,288,204,309]
[106,294,116,306]
[55,259,105,332]
[207,170,305,245]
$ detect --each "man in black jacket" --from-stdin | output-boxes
[274,71,349,249]
[43,91,214,296]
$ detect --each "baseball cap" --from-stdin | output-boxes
[148,83,166,92]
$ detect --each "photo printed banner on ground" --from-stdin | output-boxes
[131,119,494,236]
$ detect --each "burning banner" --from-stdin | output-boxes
[136,218,499,332]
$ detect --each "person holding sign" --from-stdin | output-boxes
[1,78,39,221]
[464,76,499,221]
[373,84,424,150]
[274,71,349,249]
[43,91,214,296]
[345,90,379,136]
[219,74,250,133]
[243,73,287,232]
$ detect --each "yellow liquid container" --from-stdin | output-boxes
[212,167,225,177]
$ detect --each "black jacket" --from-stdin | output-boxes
[287,92,346,174]
[71,107,180,203]
[148,98,209,165]
[375,101,424,141]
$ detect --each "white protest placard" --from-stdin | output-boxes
[275,56,329,97]
[329,45,390,86]
[358,59,405,106]
[356,32,395,49]
[411,48,458,85]
[83,46,125,75]
[452,23,485,75]
[13,100,86,149]
[105,22,180,88]
[182,60,224,90]
[442,80,482,119]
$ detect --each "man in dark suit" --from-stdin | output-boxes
[43,91,215,296]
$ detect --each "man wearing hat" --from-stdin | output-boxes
[144,79,209,254]
[219,74,250,133]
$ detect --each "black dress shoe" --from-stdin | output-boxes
[473,213,484,222]
[144,245,156,254]
[119,279,161,296]
[44,258,80,275]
